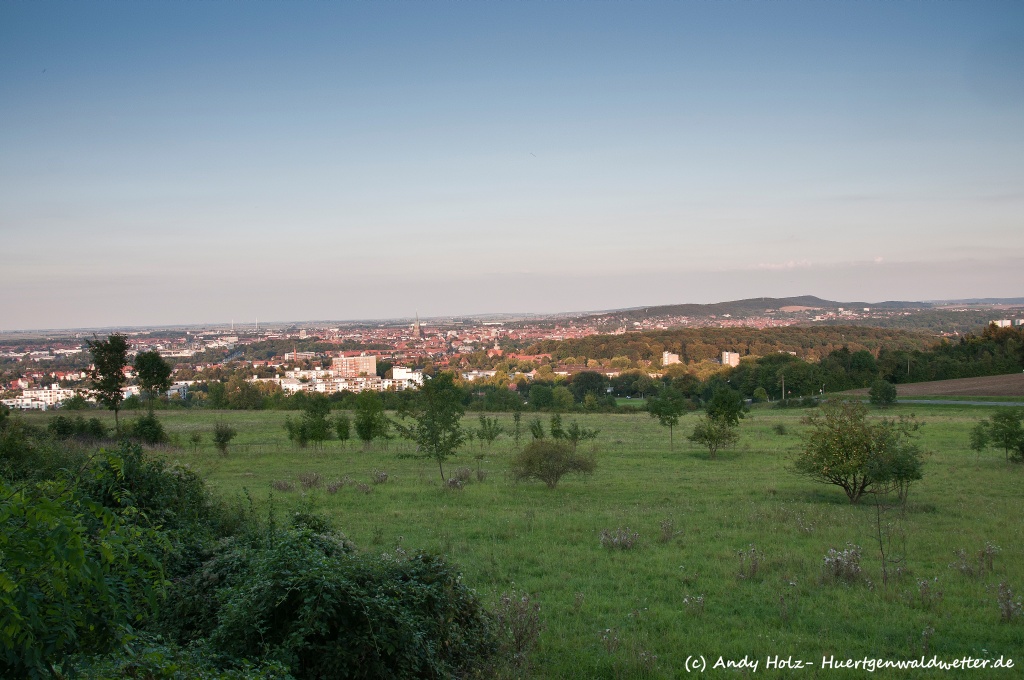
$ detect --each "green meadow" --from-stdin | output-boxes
[24,405,1023,678]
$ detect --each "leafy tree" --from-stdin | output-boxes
[551,386,574,411]
[687,415,739,459]
[354,391,389,447]
[648,386,688,448]
[134,350,172,414]
[569,371,608,403]
[529,418,545,440]
[563,420,599,451]
[302,393,333,448]
[62,393,89,410]
[969,407,1024,462]
[212,422,237,455]
[87,333,129,434]
[549,414,565,440]
[476,414,504,449]
[752,387,769,403]
[511,440,596,489]
[868,378,898,408]
[335,412,352,446]
[528,384,553,410]
[705,387,745,426]
[794,400,923,503]
[397,372,466,481]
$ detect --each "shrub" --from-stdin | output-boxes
[511,440,596,489]
[773,423,788,436]
[129,412,168,444]
[600,527,639,550]
[213,422,238,455]
[271,480,295,492]
[371,469,389,485]
[167,529,497,679]
[451,467,472,484]
[823,544,863,584]
[326,480,343,494]
[687,415,739,458]
[869,378,898,408]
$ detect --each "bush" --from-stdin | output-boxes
[164,528,497,679]
[511,440,596,489]
[213,422,238,455]
[869,379,898,408]
[129,412,168,444]
[47,415,109,441]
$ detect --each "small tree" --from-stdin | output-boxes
[549,414,565,440]
[969,408,1024,462]
[528,418,545,440]
[134,350,172,415]
[354,391,389,448]
[794,400,923,504]
[687,415,739,459]
[302,393,333,449]
[648,386,687,449]
[868,379,898,408]
[335,413,351,447]
[87,333,129,434]
[512,411,523,449]
[212,422,237,455]
[705,387,745,426]
[397,372,466,481]
[476,414,504,449]
[511,440,596,489]
[563,420,599,451]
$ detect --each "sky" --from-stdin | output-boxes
[1,0,1022,329]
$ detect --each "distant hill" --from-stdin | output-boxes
[585,296,928,322]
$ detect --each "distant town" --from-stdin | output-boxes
[3,295,1023,410]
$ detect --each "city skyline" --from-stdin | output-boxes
[2,1,1022,328]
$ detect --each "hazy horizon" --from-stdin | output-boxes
[3,1,1022,329]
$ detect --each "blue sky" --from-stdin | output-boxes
[2,1,1022,328]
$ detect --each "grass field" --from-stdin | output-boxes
[23,406,1024,678]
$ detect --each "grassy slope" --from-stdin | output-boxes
[23,406,1024,678]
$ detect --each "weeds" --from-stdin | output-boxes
[355,482,372,495]
[822,544,862,584]
[737,544,763,580]
[950,542,1000,578]
[600,528,639,550]
[599,628,620,655]
[451,467,472,484]
[270,480,295,492]
[326,480,343,494]
[915,578,943,610]
[996,582,1022,622]
[682,593,705,616]
[493,588,544,668]
[658,518,681,544]
[298,472,322,490]
[445,477,464,491]
[773,423,788,435]
[371,469,389,485]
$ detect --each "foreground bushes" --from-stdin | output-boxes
[162,528,495,678]
[0,415,506,678]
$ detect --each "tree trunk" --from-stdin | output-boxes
[438,459,446,482]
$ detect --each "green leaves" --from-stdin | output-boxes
[794,400,923,503]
